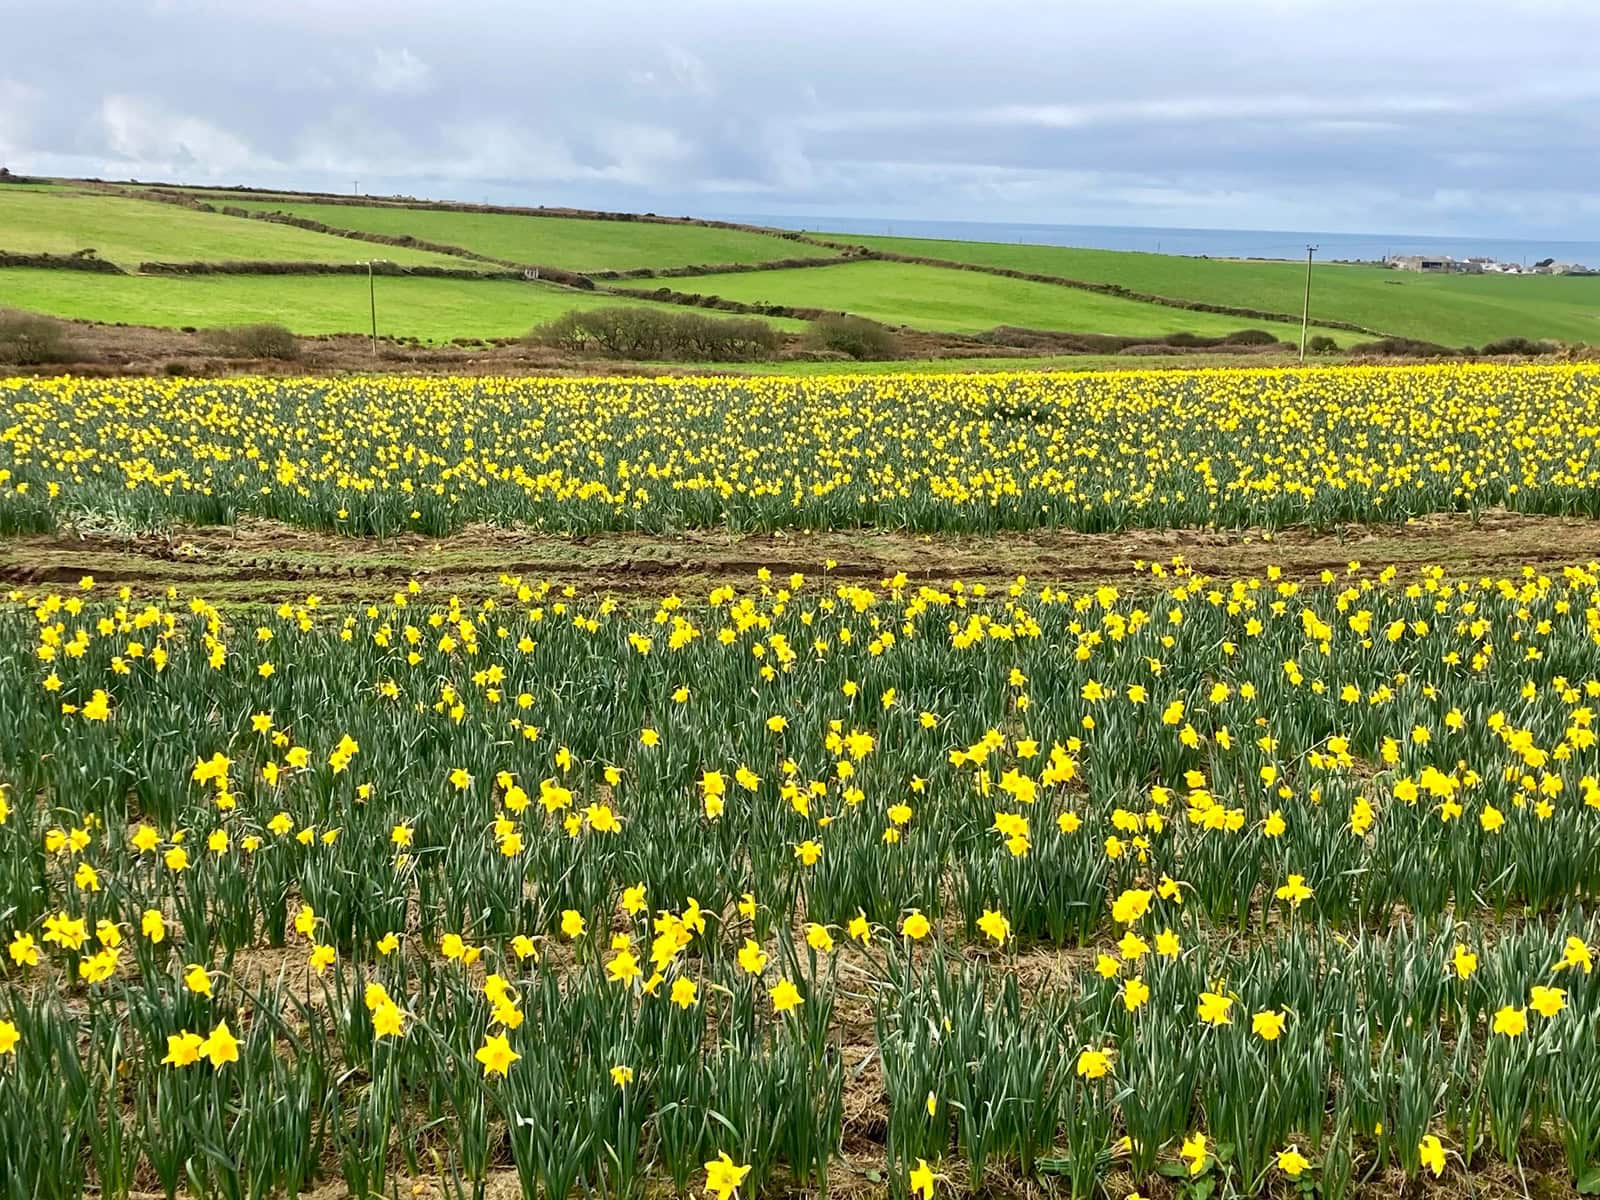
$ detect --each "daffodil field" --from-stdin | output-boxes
[0,364,1598,537]
[3,365,1600,1200]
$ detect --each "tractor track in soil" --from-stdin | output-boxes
[3,510,1600,604]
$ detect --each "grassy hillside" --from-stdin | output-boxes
[0,189,472,269]
[6,182,1586,353]
[0,268,794,342]
[831,234,1600,346]
[685,353,1292,377]
[219,199,821,273]
[665,259,1329,339]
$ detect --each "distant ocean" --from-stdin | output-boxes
[723,214,1600,267]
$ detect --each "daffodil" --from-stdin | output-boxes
[1197,992,1233,1026]
[199,1020,240,1069]
[766,977,803,1012]
[1075,1047,1113,1080]
[1252,1009,1287,1041]
[704,1153,752,1200]
[475,1033,520,1077]
[1418,1134,1446,1177]
[1277,1147,1310,1177]
[1492,1005,1528,1037]
[162,1030,204,1067]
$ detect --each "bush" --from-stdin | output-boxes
[1306,335,1340,355]
[1481,337,1557,357]
[672,313,780,361]
[1348,337,1457,358]
[201,323,301,360]
[806,314,900,360]
[0,310,74,365]
[1223,328,1281,346]
[528,307,779,362]
[1119,343,1186,356]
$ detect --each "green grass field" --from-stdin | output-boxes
[3,183,1591,355]
[829,234,1600,346]
[0,189,472,270]
[662,259,1335,339]
[218,198,821,273]
[657,352,1300,377]
[0,268,790,342]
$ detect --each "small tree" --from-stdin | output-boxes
[0,310,73,364]
[527,307,779,362]
[806,314,899,360]
[201,323,301,360]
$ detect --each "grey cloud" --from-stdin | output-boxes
[98,94,267,178]
[0,0,1597,236]
[0,80,42,158]
[368,48,433,96]
[629,45,715,100]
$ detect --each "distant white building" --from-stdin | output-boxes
[1385,253,1588,275]
[1386,254,1459,273]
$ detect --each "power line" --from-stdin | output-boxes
[1299,244,1319,362]
[358,259,392,356]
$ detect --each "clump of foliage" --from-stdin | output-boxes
[201,323,302,361]
[0,310,74,365]
[806,314,901,360]
[530,307,780,362]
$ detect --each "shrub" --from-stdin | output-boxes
[1223,328,1281,346]
[1348,337,1457,358]
[201,323,301,360]
[0,310,74,365]
[1306,335,1340,355]
[672,313,780,361]
[806,314,900,360]
[1481,337,1557,357]
[527,307,779,362]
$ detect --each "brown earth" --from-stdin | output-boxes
[4,509,1597,606]
[4,313,1322,378]
[1,319,759,377]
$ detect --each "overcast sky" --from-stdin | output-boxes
[4,0,1598,237]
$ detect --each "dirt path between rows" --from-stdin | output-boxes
[3,509,1598,604]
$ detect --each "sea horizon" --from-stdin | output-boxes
[716,212,1600,267]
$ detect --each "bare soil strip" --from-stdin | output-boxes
[3,510,1597,604]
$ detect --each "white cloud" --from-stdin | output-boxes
[369,47,432,95]
[99,94,264,177]
[0,80,41,158]
[795,91,1477,137]
[630,45,714,99]
[433,121,592,185]
[664,45,713,98]
[590,122,694,185]
[1,2,1596,236]
[284,116,701,192]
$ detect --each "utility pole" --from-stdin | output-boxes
[1298,243,1319,362]
[360,259,389,356]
